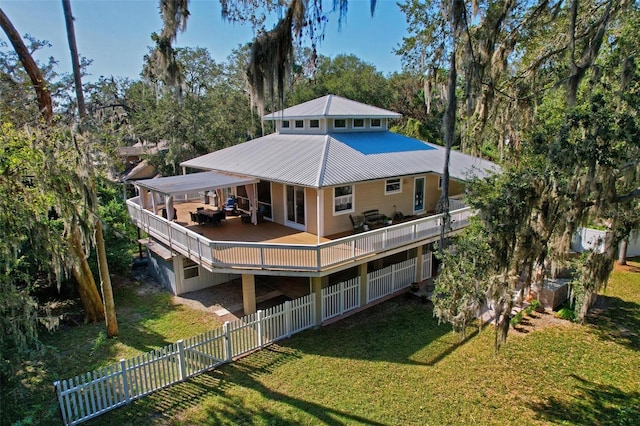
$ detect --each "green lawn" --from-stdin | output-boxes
[10,261,640,425]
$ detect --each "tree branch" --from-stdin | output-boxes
[0,7,53,123]
[616,187,640,204]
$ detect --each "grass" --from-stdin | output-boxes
[8,260,640,425]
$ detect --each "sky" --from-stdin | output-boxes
[2,0,409,82]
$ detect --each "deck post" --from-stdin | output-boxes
[311,276,324,326]
[242,274,257,315]
[415,245,423,283]
[359,263,368,307]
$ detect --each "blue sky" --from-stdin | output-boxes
[2,0,408,82]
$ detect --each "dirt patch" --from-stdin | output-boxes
[510,310,573,336]
[613,261,640,274]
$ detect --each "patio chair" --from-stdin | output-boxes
[349,214,365,232]
[189,211,200,224]
[224,196,238,215]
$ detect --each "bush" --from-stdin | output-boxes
[510,310,524,328]
[555,307,575,321]
[530,299,541,311]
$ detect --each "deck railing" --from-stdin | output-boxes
[127,197,472,272]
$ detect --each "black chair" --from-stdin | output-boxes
[189,211,199,224]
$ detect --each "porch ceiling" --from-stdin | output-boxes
[134,171,259,197]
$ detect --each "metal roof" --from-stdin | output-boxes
[263,95,402,120]
[133,171,259,196]
[180,131,499,188]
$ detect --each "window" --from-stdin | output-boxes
[353,118,364,128]
[334,185,353,214]
[438,176,443,189]
[334,119,346,128]
[370,118,381,127]
[310,119,319,128]
[282,120,290,128]
[385,178,402,194]
[183,258,199,279]
[295,120,304,128]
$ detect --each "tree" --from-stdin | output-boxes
[401,0,639,346]
[62,0,118,337]
[1,6,106,324]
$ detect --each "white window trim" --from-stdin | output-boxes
[183,258,199,280]
[438,176,443,190]
[282,120,290,129]
[310,119,320,128]
[295,119,304,128]
[370,118,382,128]
[353,118,365,129]
[334,118,347,129]
[333,185,354,215]
[385,178,402,195]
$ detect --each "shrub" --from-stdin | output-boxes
[530,299,541,311]
[510,310,524,328]
[555,307,575,321]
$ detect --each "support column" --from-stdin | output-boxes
[166,195,174,221]
[415,245,423,283]
[310,276,326,326]
[242,274,256,315]
[140,188,149,210]
[359,263,368,306]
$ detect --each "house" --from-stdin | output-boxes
[127,95,497,323]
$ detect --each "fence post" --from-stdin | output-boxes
[119,359,130,404]
[285,301,292,337]
[339,280,344,316]
[177,340,187,381]
[311,292,317,327]
[223,322,233,362]
[257,310,264,349]
[53,381,69,426]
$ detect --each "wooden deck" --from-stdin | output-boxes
[173,201,330,244]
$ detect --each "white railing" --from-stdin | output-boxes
[54,293,316,426]
[321,277,361,321]
[367,258,416,303]
[127,197,473,272]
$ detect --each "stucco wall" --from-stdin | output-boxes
[147,250,177,294]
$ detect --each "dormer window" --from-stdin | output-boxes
[282,120,290,128]
[353,118,364,128]
[371,118,381,128]
[310,119,319,128]
[334,119,346,128]
[295,120,304,128]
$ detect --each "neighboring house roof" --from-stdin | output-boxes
[263,95,402,120]
[122,160,157,182]
[180,131,498,188]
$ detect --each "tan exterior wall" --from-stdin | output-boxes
[270,182,285,224]
[424,174,466,212]
[305,187,318,234]
[268,175,466,236]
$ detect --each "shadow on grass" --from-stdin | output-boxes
[283,296,478,366]
[588,295,640,351]
[88,345,385,426]
[528,374,640,426]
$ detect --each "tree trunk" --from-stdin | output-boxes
[96,221,119,336]
[62,0,86,118]
[63,0,118,336]
[0,7,53,123]
[618,238,628,265]
[70,228,105,322]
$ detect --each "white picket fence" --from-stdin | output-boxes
[367,258,417,303]
[421,251,433,281]
[54,294,316,426]
[321,277,361,321]
[53,254,427,425]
